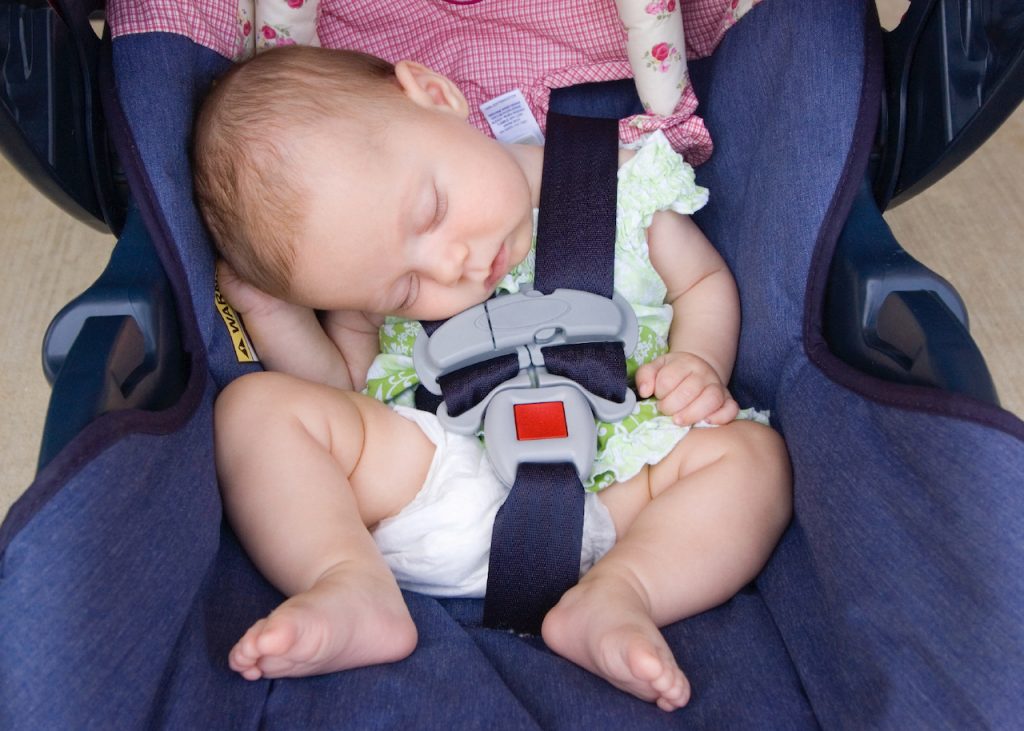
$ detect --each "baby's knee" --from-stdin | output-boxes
[723,421,793,522]
[729,420,789,471]
[215,371,295,435]
[214,372,374,475]
[215,371,356,445]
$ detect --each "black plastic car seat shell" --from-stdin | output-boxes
[874,0,1024,208]
[38,207,186,470]
[825,179,999,405]
[0,0,126,233]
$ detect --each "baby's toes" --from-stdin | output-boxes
[657,667,691,710]
[253,653,301,679]
[237,664,265,681]
[626,638,668,682]
[230,621,267,671]
[651,666,675,694]
[648,659,678,693]
[253,615,300,658]
[636,646,689,710]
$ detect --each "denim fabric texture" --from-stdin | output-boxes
[0,382,223,728]
[689,0,865,411]
[112,33,255,392]
[765,365,1024,729]
[3,0,1023,727]
[691,1,1024,727]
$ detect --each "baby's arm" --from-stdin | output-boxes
[636,211,741,425]
[217,260,380,391]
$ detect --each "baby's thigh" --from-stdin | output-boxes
[597,421,791,537]
[652,422,788,488]
[347,397,438,521]
[596,469,655,539]
[215,371,435,522]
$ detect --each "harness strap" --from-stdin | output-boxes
[532,114,618,299]
[541,341,627,404]
[419,112,624,633]
[484,462,586,632]
[482,113,623,632]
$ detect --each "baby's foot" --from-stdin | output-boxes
[542,572,690,711]
[229,562,417,680]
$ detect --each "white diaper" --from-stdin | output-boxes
[372,405,617,599]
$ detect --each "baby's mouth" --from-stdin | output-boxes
[485,244,509,290]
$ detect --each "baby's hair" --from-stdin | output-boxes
[193,46,399,298]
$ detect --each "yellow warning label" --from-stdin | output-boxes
[215,285,259,363]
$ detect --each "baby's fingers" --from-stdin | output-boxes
[656,374,704,418]
[702,395,740,426]
[217,259,262,312]
[635,357,668,399]
[673,384,734,426]
[216,259,293,317]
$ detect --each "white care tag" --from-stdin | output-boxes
[481,90,545,145]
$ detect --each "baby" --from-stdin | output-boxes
[193,46,791,712]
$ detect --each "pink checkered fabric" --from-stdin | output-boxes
[109,0,756,164]
[108,1,239,60]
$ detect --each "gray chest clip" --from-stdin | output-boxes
[413,287,638,487]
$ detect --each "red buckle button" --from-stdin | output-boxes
[513,401,568,441]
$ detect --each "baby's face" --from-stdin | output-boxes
[286,91,536,321]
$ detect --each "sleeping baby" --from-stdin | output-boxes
[194,44,791,711]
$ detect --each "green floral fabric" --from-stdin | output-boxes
[365,131,764,491]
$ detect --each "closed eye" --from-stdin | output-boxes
[398,274,419,312]
[429,187,447,231]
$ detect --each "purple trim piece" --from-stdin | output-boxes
[802,4,1024,442]
[98,31,209,426]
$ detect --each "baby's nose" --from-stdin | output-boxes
[428,241,470,285]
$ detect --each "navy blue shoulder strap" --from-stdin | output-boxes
[487,113,625,633]
[532,112,618,298]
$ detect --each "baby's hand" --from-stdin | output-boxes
[635,352,739,426]
[216,259,288,316]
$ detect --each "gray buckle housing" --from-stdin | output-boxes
[413,287,638,487]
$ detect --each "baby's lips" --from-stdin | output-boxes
[484,243,509,290]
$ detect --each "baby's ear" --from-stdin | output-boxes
[394,60,469,119]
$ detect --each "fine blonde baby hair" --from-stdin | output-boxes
[193,46,399,298]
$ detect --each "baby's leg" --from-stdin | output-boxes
[214,371,435,680]
[542,421,792,711]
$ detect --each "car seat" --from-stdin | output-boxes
[2,0,1023,727]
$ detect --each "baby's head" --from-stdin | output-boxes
[193,46,536,320]
[193,46,403,299]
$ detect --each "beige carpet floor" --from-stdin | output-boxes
[1,109,1022,520]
